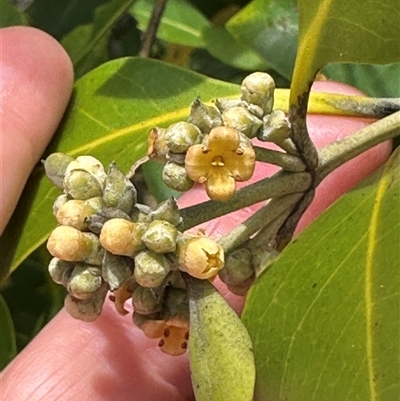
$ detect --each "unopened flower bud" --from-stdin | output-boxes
[52,194,69,216]
[103,162,137,214]
[134,250,171,288]
[148,127,169,162]
[163,287,189,322]
[222,106,262,138]
[56,199,97,230]
[178,236,224,279]
[64,156,107,200]
[64,281,108,322]
[241,72,275,114]
[165,122,203,154]
[142,220,178,254]
[218,248,254,288]
[47,226,103,265]
[149,198,182,226]
[102,251,133,290]
[43,152,74,189]
[214,98,242,113]
[187,99,223,134]
[67,264,103,299]
[100,218,147,257]
[132,286,163,315]
[48,257,74,285]
[259,109,291,143]
[162,162,194,192]
[130,203,152,223]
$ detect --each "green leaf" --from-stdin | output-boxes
[242,148,400,400]
[323,62,400,97]
[0,57,239,282]
[26,0,109,39]
[0,0,27,27]
[131,0,210,48]
[69,0,137,67]
[0,294,17,370]
[291,0,400,105]
[226,0,298,80]
[202,25,267,71]
[186,276,255,401]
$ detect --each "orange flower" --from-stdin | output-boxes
[184,126,255,201]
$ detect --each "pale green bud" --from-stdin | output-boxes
[187,99,223,134]
[142,220,178,254]
[103,162,137,214]
[134,250,171,288]
[165,122,203,153]
[162,162,194,192]
[241,72,275,114]
[222,106,263,138]
[67,264,103,299]
[132,286,163,315]
[259,109,291,143]
[43,152,74,189]
[214,98,242,113]
[48,257,74,285]
[149,198,182,226]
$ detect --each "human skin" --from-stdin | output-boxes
[0,26,392,401]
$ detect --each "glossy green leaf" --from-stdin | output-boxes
[226,0,298,80]
[202,25,267,71]
[0,294,17,370]
[291,0,400,107]
[323,62,400,97]
[0,57,239,282]
[69,0,137,66]
[243,148,400,401]
[0,0,27,27]
[26,0,108,39]
[131,0,210,48]
[186,276,255,401]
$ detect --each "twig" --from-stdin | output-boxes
[139,0,169,58]
[254,146,306,172]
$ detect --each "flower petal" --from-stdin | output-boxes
[208,126,239,151]
[185,144,213,181]
[206,169,237,201]
[226,147,256,181]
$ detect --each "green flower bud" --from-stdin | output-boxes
[64,156,107,200]
[103,162,137,214]
[130,203,152,223]
[52,194,69,216]
[134,250,171,288]
[168,270,186,290]
[218,248,254,288]
[187,99,223,134]
[43,152,74,189]
[132,286,163,315]
[259,109,291,143]
[67,264,103,299]
[64,281,108,322]
[241,72,275,114]
[162,162,194,192]
[100,218,147,257]
[214,98,242,113]
[48,257,74,285]
[148,127,169,162]
[163,287,189,322]
[149,198,182,226]
[47,226,103,265]
[102,251,133,290]
[222,106,263,138]
[87,207,131,235]
[165,122,203,154]
[142,220,178,254]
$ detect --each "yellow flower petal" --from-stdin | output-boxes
[185,144,213,181]
[206,169,237,201]
[225,147,256,181]
[207,126,239,151]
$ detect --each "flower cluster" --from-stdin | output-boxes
[148,72,290,201]
[44,153,225,355]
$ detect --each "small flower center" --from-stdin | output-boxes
[211,155,225,167]
[202,250,223,273]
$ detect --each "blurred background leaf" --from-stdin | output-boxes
[0,294,17,370]
[0,0,28,27]
[243,148,400,400]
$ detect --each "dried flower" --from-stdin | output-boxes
[185,126,255,201]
